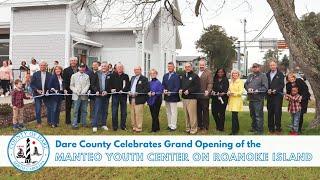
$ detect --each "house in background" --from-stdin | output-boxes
[0,0,182,78]
[176,56,201,72]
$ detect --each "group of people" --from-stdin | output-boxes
[10,57,311,135]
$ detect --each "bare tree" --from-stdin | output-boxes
[195,0,320,128]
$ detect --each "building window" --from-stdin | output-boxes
[144,52,147,76]
[0,42,9,66]
[164,53,167,74]
[147,53,151,78]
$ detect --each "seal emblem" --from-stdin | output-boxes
[7,130,50,172]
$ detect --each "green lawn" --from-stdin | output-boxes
[1,107,319,179]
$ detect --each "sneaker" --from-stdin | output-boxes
[121,128,128,131]
[72,126,79,130]
[13,125,20,131]
[19,124,26,130]
[92,127,98,132]
[102,126,108,131]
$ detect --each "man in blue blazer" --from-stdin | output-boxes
[162,62,181,131]
[30,61,52,128]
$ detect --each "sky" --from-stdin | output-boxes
[0,0,319,66]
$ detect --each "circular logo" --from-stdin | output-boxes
[7,130,50,172]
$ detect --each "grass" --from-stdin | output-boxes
[242,97,316,108]
[1,106,320,179]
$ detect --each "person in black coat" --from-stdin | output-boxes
[266,60,285,134]
[286,72,311,134]
[129,66,150,132]
[211,68,229,132]
[109,63,130,131]
[179,62,201,134]
[92,62,113,132]
[62,57,78,125]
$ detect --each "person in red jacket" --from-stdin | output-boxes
[11,79,31,130]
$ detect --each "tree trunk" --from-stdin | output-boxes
[267,0,320,128]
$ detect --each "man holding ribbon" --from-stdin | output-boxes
[129,66,150,133]
[110,63,130,131]
[196,59,213,133]
[30,61,52,128]
[244,63,268,135]
[266,60,285,134]
[70,63,90,129]
[91,62,112,132]
[180,62,201,135]
[162,62,181,132]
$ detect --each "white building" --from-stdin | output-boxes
[0,0,182,78]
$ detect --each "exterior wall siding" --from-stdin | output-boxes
[90,47,137,77]
[159,8,177,77]
[70,8,87,36]
[89,31,136,48]
[11,35,65,67]
[13,5,66,33]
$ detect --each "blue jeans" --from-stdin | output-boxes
[111,94,127,130]
[51,97,62,125]
[249,100,264,134]
[291,111,301,133]
[73,99,88,127]
[34,96,52,124]
[92,96,110,128]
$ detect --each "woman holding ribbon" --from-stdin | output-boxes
[48,65,64,128]
[211,68,229,132]
[147,69,164,133]
[227,69,244,135]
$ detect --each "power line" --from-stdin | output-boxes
[250,15,274,42]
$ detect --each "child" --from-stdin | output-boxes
[285,86,302,135]
[11,79,31,130]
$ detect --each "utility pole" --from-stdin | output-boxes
[236,41,241,71]
[243,18,248,77]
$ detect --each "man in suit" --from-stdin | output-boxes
[110,63,130,131]
[30,60,52,128]
[180,62,201,134]
[70,63,90,129]
[89,61,100,122]
[266,60,285,134]
[162,62,180,131]
[196,59,213,132]
[63,57,78,125]
[91,62,112,132]
[129,66,150,133]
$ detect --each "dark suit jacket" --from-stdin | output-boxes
[89,70,99,94]
[162,72,180,102]
[30,71,52,96]
[48,75,64,100]
[109,72,130,92]
[91,71,113,98]
[63,66,78,93]
[180,71,201,99]
[266,70,285,99]
[129,75,150,105]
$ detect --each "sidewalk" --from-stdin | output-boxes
[0,95,316,113]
